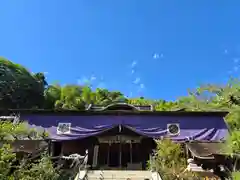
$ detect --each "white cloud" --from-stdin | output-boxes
[234,58,239,63]
[131,61,137,68]
[131,69,135,74]
[137,83,146,93]
[138,83,145,91]
[153,53,159,59]
[139,83,145,89]
[90,75,96,81]
[153,53,164,59]
[224,49,228,54]
[77,77,89,85]
[234,66,239,72]
[78,74,98,85]
[133,77,140,84]
[43,72,49,75]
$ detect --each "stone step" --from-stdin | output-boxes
[87,170,152,180]
[88,177,151,180]
[88,170,151,175]
[87,177,151,180]
[88,175,151,178]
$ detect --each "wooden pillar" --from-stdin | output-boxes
[92,145,99,168]
[107,143,110,167]
[130,142,133,164]
[185,143,189,165]
[119,143,122,168]
[48,140,52,156]
[60,142,63,155]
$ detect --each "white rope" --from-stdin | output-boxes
[62,153,85,168]
[0,114,20,124]
[62,151,88,180]
[62,153,85,160]
[61,150,88,170]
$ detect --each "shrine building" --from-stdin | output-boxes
[0,103,229,170]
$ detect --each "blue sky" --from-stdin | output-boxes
[1,1,240,100]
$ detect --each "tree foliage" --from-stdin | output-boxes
[0,121,60,180]
[0,58,46,109]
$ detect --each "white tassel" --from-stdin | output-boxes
[119,125,122,132]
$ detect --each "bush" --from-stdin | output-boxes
[232,171,240,180]
[0,121,62,180]
[148,139,196,180]
[13,153,61,180]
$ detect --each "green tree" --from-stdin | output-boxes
[44,84,61,109]
[54,85,85,110]
[0,58,46,109]
[176,81,240,178]
[0,121,60,180]
[94,88,124,106]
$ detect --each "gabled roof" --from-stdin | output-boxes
[86,103,153,111]
[186,142,227,159]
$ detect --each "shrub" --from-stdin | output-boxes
[0,121,62,180]
[148,139,196,180]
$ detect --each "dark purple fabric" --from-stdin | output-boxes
[21,115,228,142]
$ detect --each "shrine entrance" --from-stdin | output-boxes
[91,126,156,170]
[97,135,143,169]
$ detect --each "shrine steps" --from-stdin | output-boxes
[87,170,153,180]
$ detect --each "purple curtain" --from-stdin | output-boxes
[22,115,228,142]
